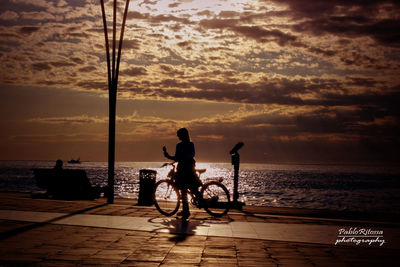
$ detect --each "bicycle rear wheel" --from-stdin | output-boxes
[153,179,180,216]
[201,181,230,217]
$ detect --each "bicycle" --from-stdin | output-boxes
[153,162,230,217]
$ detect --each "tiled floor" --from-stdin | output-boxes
[1,209,399,248]
[0,193,399,266]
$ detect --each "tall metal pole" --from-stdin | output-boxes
[100,0,131,204]
[100,0,111,88]
[115,0,131,83]
[108,85,116,204]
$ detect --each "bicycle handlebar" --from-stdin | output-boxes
[160,162,176,168]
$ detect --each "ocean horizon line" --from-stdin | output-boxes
[1,159,400,168]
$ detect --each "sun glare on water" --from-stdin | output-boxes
[195,162,232,182]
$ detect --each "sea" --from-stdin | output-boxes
[1,160,399,214]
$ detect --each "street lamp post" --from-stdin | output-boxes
[100,0,131,204]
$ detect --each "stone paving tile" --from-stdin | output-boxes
[34,259,82,266]
[28,244,66,256]
[120,260,160,267]
[46,253,86,261]
[161,264,199,267]
[89,249,132,261]
[0,219,29,232]
[176,235,207,243]
[125,252,166,262]
[307,256,355,266]
[203,247,236,258]
[200,257,238,265]
[238,260,277,267]
[1,193,399,267]
[81,258,123,266]
[0,252,44,264]
[169,245,203,254]
[162,255,201,265]
[55,247,100,257]
[90,233,125,242]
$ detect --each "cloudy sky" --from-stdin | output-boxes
[0,0,399,163]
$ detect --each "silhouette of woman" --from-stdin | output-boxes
[163,128,200,219]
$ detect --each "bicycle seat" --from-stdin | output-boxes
[196,169,206,174]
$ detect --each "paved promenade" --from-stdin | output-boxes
[0,192,399,266]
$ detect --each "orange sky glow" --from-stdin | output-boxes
[0,0,399,163]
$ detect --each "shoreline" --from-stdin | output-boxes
[1,191,399,225]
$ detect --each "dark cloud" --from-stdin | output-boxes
[199,18,309,51]
[306,47,336,57]
[76,81,107,90]
[127,11,193,25]
[159,65,184,76]
[0,32,19,39]
[65,26,89,39]
[172,24,185,32]
[177,40,192,49]
[270,0,399,17]
[139,0,158,7]
[232,26,297,45]
[136,79,307,105]
[31,62,51,71]
[122,76,400,124]
[123,39,140,50]
[270,0,400,47]
[150,14,192,25]
[168,2,181,8]
[127,11,149,20]
[120,66,147,77]
[32,116,103,125]
[70,57,84,64]
[50,61,76,68]
[31,60,77,71]
[19,26,40,34]
[1,0,399,164]
[346,77,380,87]
[218,11,240,18]
[314,91,400,114]
[78,66,97,72]
[210,70,237,78]
[294,105,400,142]
[36,80,71,86]
[293,17,400,48]
[157,79,189,89]
[197,10,213,17]
[189,105,400,163]
[199,18,238,29]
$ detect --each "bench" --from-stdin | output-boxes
[32,169,103,200]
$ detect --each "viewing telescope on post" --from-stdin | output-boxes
[230,142,245,209]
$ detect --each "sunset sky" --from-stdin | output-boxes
[0,0,399,163]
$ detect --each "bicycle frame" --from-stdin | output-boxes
[154,162,231,217]
[163,162,202,205]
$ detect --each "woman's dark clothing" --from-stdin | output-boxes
[174,141,195,162]
[169,141,201,217]
[169,141,199,189]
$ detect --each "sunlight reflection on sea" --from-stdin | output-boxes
[0,161,399,214]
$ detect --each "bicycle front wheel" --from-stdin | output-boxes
[153,179,180,216]
[201,181,230,217]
